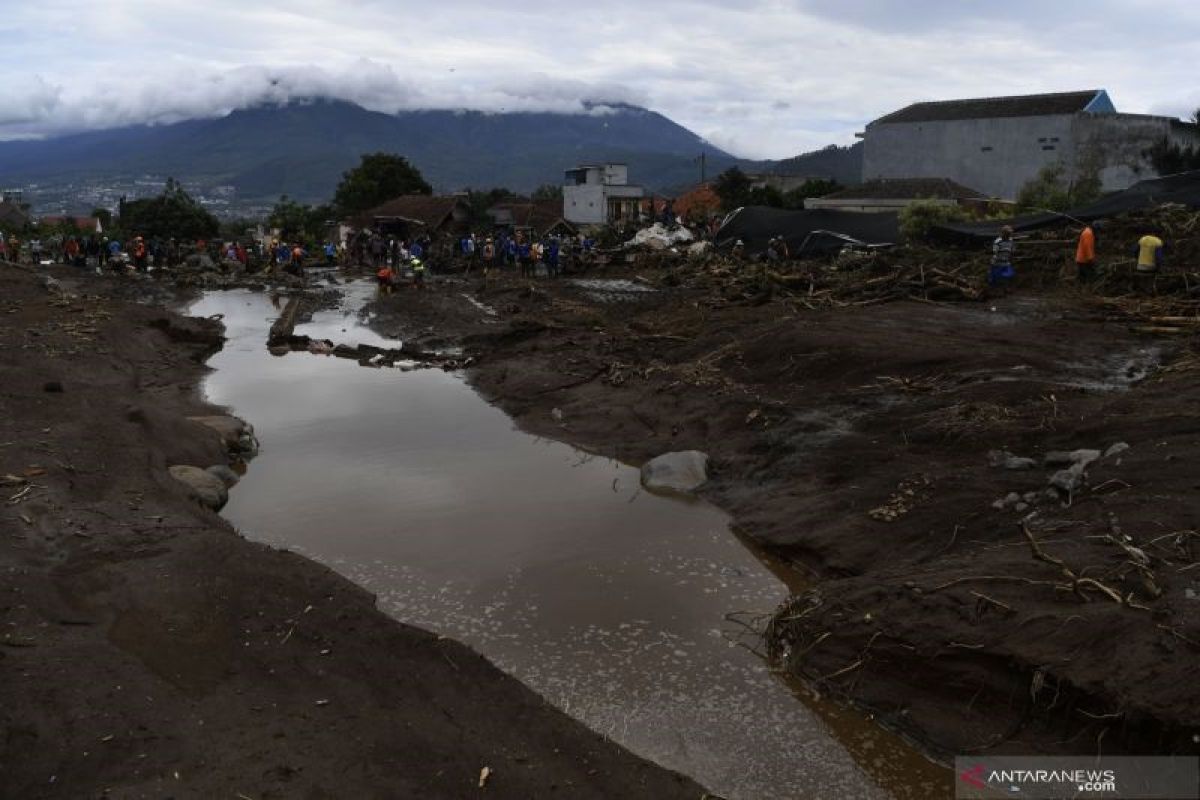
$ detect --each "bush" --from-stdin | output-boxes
[1016,161,1103,213]
[898,200,969,241]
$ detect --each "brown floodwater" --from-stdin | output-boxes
[189,285,952,799]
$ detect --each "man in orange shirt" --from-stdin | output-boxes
[1075,223,1096,282]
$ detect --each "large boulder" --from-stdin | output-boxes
[640,451,709,494]
[187,415,257,456]
[168,465,229,510]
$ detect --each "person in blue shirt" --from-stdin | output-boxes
[517,239,532,277]
[323,241,337,266]
[988,226,1015,293]
[505,237,517,267]
[546,237,561,278]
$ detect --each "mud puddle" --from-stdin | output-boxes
[189,286,950,799]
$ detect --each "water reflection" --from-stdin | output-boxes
[191,288,947,799]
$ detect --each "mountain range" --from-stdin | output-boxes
[0,99,861,210]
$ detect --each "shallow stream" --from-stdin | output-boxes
[189,284,950,799]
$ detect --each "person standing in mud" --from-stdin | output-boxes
[289,243,306,282]
[481,236,496,280]
[1134,229,1165,290]
[132,236,148,272]
[547,237,561,278]
[517,237,532,278]
[1075,223,1097,283]
[988,225,1015,293]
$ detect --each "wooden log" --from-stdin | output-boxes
[267,297,302,345]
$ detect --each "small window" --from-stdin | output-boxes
[981,146,993,152]
[1042,145,1056,151]
[1050,137,1060,142]
[1037,137,1047,143]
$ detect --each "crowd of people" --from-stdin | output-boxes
[5,216,1173,300]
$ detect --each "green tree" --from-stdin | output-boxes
[1015,160,1103,213]
[464,187,519,227]
[531,184,563,202]
[332,153,431,217]
[268,197,334,243]
[1145,137,1200,175]
[90,207,113,230]
[713,167,752,211]
[118,178,219,240]
[219,216,260,241]
[782,179,841,210]
[898,199,969,241]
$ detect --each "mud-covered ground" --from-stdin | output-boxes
[369,259,1200,764]
[0,261,706,799]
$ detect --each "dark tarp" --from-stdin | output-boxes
[714,206,899,257]
[931,169,1200,244]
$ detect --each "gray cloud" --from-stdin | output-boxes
[1,1,1198,158]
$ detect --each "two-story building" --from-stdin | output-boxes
[562,163,645,227]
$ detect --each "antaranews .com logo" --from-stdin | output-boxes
[954,756,1197,799]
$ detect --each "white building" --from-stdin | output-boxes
[563,163,645,226]
[859,89,1200,200]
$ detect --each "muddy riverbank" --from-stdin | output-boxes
[192,284,951,799]
[367,262,1200,764]
[0,261,707,799]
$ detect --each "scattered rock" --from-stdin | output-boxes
[640,450,709,494]
[551,408,564,422]
[1044,449,1101,468]
[168,465,228,510]
[1104,442,1131,459]
[992,492,1024,510]
[184,254,216,271]
[1049,463,1087,494]
[205,464,241,488]
[188,415,257,455]
[42,380,64,393]
[1004,456,1036,470]
[1186,589,1198,601]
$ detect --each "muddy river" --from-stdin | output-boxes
[189,284,951,799]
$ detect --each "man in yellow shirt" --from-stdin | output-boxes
[1135,233,1164,273]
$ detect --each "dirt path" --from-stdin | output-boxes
[0,262,707,799]
[369,264,1200,764]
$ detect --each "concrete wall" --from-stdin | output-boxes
[863,114,1076,199]
[863,113,1200,200]
[564,182,644,226]
[1073,115,1199,190]
[564,184,606,225]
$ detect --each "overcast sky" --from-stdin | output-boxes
[2,0,1198,158]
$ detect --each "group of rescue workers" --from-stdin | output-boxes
[986,221,1167,294]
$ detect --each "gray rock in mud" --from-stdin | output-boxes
[168,465,229,510]
[1044,449,1101,469]
[1049,463,1087,494]
[184,254,216,271]
[189,415,258,456]
[641,451,709,494]
[206,464,241,488]
[1104,442,1130,459]
[988,449,1036,470]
